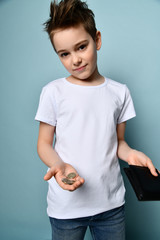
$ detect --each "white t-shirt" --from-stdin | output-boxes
[35,77,136,219]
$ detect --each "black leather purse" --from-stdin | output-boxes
[124,165,160,201]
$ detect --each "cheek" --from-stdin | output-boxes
[90,52,97,68]
[86,47,97,63]
[60,59,70,69]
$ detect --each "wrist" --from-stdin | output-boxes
[126,149,137,165]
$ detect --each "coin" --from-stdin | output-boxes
[62,178,75,185]
[67,172,76,179]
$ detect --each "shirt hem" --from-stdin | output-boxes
[35,116,56,127]
[47,201,125,219]
[117,113,136,124]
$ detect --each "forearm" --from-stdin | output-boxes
[117,139,133,164]
[37,141,62,168]
[116,123,158,176]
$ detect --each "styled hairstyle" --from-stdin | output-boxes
[43,0,97,50]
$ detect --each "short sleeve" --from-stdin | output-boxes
[35,86,57,126]
[117,85,136,124]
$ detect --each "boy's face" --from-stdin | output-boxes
[53,24,101,81]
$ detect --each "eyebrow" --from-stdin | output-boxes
[57,40,88,54]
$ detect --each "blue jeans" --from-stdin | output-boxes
[49,205,125,240]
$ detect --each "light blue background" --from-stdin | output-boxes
[0,0,160,239]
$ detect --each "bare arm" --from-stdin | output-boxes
[37,122,61,168]
[37,122,84,190]
[117,122,158,176]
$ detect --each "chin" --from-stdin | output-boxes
[74,73,93,81]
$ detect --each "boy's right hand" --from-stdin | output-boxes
[44,161,85,191]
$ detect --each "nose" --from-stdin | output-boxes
[72,53,82,66]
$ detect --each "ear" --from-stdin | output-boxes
[95,31,102,50]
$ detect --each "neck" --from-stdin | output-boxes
[67,68,104,86]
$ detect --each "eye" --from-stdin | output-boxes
[78,44,87,51]
[60,52,69,58]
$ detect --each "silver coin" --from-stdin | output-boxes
[62,178,75,185]
[67,172,76,179]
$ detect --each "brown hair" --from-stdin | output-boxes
[43,0,97,50]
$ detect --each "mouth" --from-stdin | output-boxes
[73,64,87,72]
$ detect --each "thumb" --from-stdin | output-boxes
[44,168,56,181]
[147,160,158,177]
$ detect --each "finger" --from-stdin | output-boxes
[147,160,158,177]
[70,177,85,190]
[59,177,85,191]
[44,168,56,181]
[76,176,85,185]
[59,181,78,191]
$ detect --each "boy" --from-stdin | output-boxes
[35,0,158,239]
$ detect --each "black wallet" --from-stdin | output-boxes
[124,165,160,201]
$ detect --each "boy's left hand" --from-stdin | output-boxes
[127,149,158,176]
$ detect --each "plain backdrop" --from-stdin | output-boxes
[0,0,160,239]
